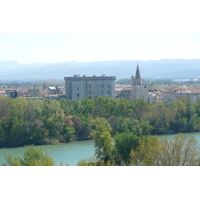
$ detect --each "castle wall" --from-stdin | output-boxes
[65,80,72,99]
[64,75,116,100]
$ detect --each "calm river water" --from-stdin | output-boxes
[1,132,200,166]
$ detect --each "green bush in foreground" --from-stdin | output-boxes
[2,145,55,166]
[130,134,200,166]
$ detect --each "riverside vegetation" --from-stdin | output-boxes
[1,95,200,166]
[3,132,200,166]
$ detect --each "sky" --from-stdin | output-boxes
[0,33,200,64]
[1,0,200,64]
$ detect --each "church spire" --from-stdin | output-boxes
[135,63,141,79]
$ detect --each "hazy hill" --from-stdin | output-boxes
[0,59,200,81]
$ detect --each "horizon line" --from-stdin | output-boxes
[1,58,200,64]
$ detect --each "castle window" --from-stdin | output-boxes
[89,91,91,95]
[77,93,79,97]
[107,85,110,88]
[101,85,104,88]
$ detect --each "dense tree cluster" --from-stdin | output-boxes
[78,119,200,166]
[1,95,200,149]
[130,134,200,166]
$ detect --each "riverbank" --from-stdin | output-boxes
[0,131,199,149]
[1,132,200,166]
[0,137,93,148]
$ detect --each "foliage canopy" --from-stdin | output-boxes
[130,134,200,166]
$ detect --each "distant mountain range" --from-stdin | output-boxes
[0,59,200,81]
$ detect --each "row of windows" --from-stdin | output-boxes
[135,80,142,85]
[77,85,110,90]
[88,91,110,95]
[77,91,110,97]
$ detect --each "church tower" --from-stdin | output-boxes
[131,64,145,99]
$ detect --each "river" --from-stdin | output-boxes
[1,132,200,166]
[0,139,95,166]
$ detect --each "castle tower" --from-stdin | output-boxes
[131,64,145,99]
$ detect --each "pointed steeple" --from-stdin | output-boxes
[135,63,141,79]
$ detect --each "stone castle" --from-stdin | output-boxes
[64,74,116,100]
[64,64,157,104]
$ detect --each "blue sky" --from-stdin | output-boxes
[0,33,200,63]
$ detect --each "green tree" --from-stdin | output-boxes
[72,116,83,140]
[116,117,129,133]
[194,99,200,118]
[4,97,27,146]
[81,98,94,116]
[93,96,113,118]
[169,99,187,132]
[130,134,200,166]
[128,98,149,120]
[147,102,172,134]
[183,97,197,132]
[61,115,75,142]
[114,132,140,165]
[115,117,152,136]
[108,115,118,136]
[113,118,152,165]
[0,96,12,146]
[59,99,74,116]
[128,118,153,136]
[114,101,128,117]
[42,99,65,139]
[3,145,55,166]
[25,98,48,145]
[80,115,93,140]
[91,118,114,163]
